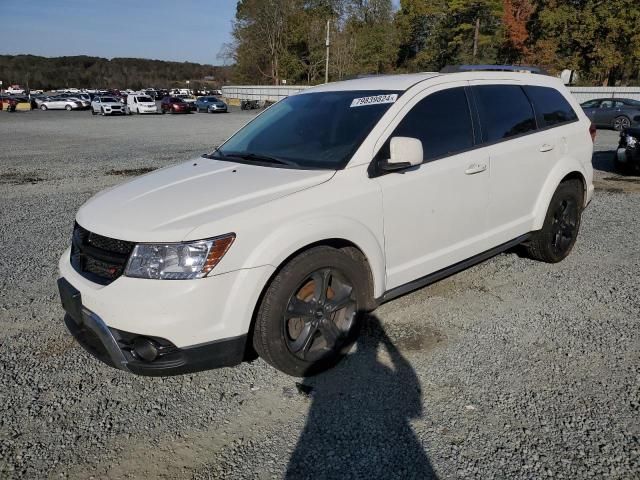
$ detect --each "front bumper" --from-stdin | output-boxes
[58,248,275,375]
[59,278,246,375]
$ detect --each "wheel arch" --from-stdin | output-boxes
[532,163,587,231]
[242,237,379,362]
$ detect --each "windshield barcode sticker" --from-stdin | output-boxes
[350,94,398,108]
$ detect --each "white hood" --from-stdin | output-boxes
[76,159,335,242]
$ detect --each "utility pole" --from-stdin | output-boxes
[473,17,480,59]
[325,19,330,84]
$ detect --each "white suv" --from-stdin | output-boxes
[58,70,594,377]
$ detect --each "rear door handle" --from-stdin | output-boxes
[539,144,555,152]
[465,163,487,175]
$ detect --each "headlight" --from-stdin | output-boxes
[626,135,638,148]
[124,233,235,280]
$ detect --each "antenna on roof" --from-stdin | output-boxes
[440,65,548,75]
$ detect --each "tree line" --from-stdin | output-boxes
[227,0,640,86]
[0,55,232,90]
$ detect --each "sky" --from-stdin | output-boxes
[0,0,238,65]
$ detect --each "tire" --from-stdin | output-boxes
[40,105,47,111]
[91,108,97,115]
[65,105,72,111]
[253,246,371,376]
[100,108,105,116]
[526,180,583,263]
[613,115,631,131]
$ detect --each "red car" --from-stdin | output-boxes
[161,97,190,114]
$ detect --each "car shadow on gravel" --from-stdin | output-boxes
[285,315,437,479]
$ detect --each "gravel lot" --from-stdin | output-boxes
[0,109,638,479]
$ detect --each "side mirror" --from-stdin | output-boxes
[380,137,423,172]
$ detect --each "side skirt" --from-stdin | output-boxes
[378,233,530,304]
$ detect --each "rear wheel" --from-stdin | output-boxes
[253,246,370,376]
[40,105,47,111]
[526,180,583,263]
[613,116,631,131]
[65,105,72,111]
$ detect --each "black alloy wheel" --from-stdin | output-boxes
[252,246,371,376]
[549,198,579,257]
[284,268,357,362]
[525,180,583,263]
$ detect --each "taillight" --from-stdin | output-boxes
[589,123,596,143]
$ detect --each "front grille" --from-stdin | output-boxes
[71,224,135,285]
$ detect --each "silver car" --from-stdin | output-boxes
[91,96,128,116]
[39,97,82,111]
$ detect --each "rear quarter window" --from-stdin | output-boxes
[473,85,537,143]
[524,86,578,128]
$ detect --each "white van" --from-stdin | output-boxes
[58,67,594,377]
[126,94,158,114]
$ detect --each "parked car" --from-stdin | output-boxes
[58,70,594,377]
[580,98,640,131]
[39,96,82,111]
[61,94,91,109]
[175,94,198,111]
[615,127,640,174]
[91,96,128,115]
[195,96,228,113]
[160,96,190,114]
[6,85,25,95]
[126,94,158,114]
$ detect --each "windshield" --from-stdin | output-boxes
[217,90,401,169]
[623,99,640,107]
[100,97,117,103]
[137,96,154,102]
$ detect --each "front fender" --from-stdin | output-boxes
[242,215,387,298]
[532,157,589,231]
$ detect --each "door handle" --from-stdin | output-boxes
[465,163,487,175]
[539,144,555,152]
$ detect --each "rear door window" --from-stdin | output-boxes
[523,86,578,128]
[387,87,474,161]
[473,85,537,143]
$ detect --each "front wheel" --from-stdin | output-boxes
[91,108,97,115]
[253,246,370,376]
[526,180,583,263]
[613,116,631,131]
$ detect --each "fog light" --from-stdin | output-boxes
[132,338,158,362]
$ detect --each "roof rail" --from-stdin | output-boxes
[440,64,548,75]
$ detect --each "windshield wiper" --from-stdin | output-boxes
[222,151,299,167]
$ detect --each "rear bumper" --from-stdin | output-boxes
[59,278,247,375]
